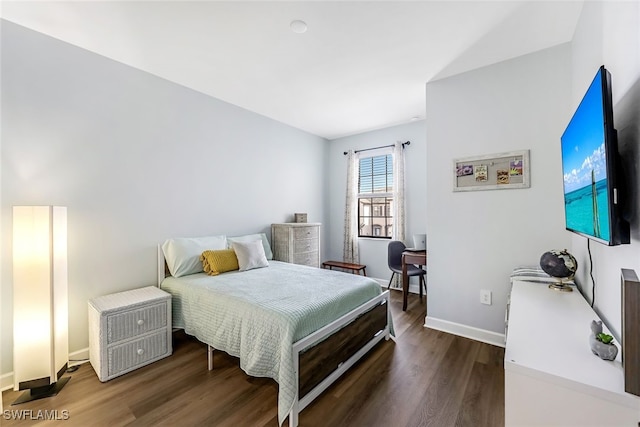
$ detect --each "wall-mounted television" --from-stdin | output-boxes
[561,65,630,246]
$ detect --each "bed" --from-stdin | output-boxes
[156,234,392,427]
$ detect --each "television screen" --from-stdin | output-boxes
[561,66,629,245]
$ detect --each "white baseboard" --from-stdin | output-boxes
[0,347,90,392]
[69,347,90,367]
[424,316,506,348]
[1,371,13,392]
[408,283,421,294]
[372,277,423,295]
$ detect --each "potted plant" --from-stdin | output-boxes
[597,333,614,345]
[590,320,618,361]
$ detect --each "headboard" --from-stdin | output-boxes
[157,244,171,287]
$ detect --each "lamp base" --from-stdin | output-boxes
[11,377,70,405]
[548,282,574,292]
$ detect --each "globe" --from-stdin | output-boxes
[540,249,577,291]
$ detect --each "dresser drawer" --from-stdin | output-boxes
[107,302,168,344]
[107,330,169,377]
[294,237,319,254]
[293,226,318,240]
[294,251,319,267]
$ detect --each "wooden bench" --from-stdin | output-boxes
[321,260,367,276]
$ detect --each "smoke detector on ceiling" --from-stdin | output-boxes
[290,20,308,34]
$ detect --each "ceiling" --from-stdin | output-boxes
[1,1,584,140]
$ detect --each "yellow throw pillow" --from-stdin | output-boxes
[200,249,239,276]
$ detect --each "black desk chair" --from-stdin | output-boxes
[387,240,427,300]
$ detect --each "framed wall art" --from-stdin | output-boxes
[453,150,530,192]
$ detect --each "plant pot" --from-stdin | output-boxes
[591,340,618,361]
[589,320,618,361]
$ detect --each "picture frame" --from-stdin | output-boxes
[453,150,530,192]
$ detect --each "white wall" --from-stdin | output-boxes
[326,121,427,286]
[425,44,573,345]
[0,21,328,380]
[569,0,640,340]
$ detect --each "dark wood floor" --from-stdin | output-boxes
[2,290,505,426]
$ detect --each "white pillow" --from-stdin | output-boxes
[227,233,273,260]
[231,240,269,271]
[162,235,227,277]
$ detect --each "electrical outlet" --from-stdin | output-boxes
[480,289,492,305]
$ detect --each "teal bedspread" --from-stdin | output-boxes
[160,261,386,425]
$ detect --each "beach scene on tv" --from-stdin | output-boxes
[562,75,610,243]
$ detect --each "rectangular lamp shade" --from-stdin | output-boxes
[13,206,69,391]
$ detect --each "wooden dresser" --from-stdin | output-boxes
[271,223,321,267]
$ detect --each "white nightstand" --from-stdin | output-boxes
[88,286,172,382]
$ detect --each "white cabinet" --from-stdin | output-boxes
[88,286,172,382]
[271,223,321,268]
[505,280,640,426]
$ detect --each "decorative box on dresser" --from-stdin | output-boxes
[271,222,321,268]
[505,279,640,426]
[88,286,172,382]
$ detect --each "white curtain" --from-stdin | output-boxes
[343,150,360,264]
[391,141,406,288]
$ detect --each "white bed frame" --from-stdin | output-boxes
[157,246,391,427]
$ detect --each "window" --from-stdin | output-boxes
[358,153,393,238]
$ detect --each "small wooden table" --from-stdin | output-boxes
[322,260,367,276]
[402,250,427,311]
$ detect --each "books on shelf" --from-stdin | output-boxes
[510,266,575,285]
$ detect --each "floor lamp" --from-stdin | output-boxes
[12,206,69,405]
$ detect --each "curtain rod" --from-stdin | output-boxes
[343,141,410,155]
